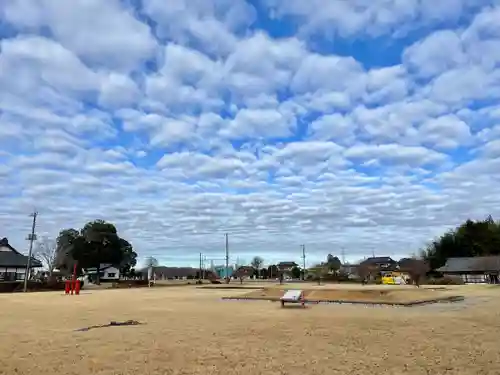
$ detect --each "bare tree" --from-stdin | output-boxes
[145,256,159,282]
[234,266,252,284]
[357,263,373,285]
[309,264,329,285]
[406,259,430,287]
[250,256,264,279]
[34,237,57,277]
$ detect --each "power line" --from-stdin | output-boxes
[23,210,38,293]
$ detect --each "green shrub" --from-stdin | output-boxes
[427,276,465,285]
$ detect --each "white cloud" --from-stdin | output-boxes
[418,115,472,149]
[403,30,467,78]
[221,108,296,139]
[263,0,488,38]
[142,0,255,56]
[2,1,500,267]
[99,73,141,109]
[0,35,99,94]
[1,0,157,71]
[344,144,448,167]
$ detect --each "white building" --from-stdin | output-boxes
[83,264,120,282]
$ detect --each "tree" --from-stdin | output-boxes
[234,266,252,284]
[145,256,159,281]
[54,228,80,274]
[72,220,124,284]
[326,254,342,273]
[34,237,57,277]
[291,265,301,279]
[405,259,430,287]
[422,216,500,270]
[250,256,264,278]
[119,238,137,277]
[357,263,374,285]
[260,267,269,279]
[309,264,328,285]
[55,220,137,284]
[267,264,279,279]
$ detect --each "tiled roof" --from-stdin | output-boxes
[0,237,42,268]
[436,256,500,273]
[278,261,298,268]
[360,257,396,265]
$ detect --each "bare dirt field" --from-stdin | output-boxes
[0,284,499,375]
[232,285,456,304]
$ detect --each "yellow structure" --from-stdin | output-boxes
[381,271,409,285]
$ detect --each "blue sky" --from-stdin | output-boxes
[1,0,500,269]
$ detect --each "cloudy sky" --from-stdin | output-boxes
[1,0,500,268]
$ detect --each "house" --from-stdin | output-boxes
[233,266,255,280]
[359,256,398,273]
[141,266,218,280]
[436,256,500,284]
[83,264,120,282]
[277,261,299,278]
[0,237,42,281]
[339,264,359,279]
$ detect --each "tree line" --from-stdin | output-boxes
[34,215,497,285]
[422,215,500,270]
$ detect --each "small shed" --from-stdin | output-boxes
[436,256,500,284]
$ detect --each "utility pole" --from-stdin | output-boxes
[199,252,202,280]
[301,244,306,280]
[372,248,376,258]
[341,247,346,265]
[202,255,207,279]
[225,233,229,283]
[23,210,38,293]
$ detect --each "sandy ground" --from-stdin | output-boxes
[0,284,499,375]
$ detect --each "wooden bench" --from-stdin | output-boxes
[280,290,305,308]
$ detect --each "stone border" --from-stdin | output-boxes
[220,295,464,306]
[198,286,263,290]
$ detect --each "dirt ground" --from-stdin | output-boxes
[0,284,499,375]
[238,285,454,303]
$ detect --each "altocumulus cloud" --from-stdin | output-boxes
[1,0,500,267]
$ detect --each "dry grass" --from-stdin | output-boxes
[237,286,453,303]
[0,285,499,375]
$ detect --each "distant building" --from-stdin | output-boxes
[214,266,234,279]
[0,237,42,281]
[436,256,500,284]
[141,266,218,280]
[83,264,120,282]
[277,261,299,278]
[359,257,398,273]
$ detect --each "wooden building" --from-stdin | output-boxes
[436,256,500,284]
[0,237,42,281]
